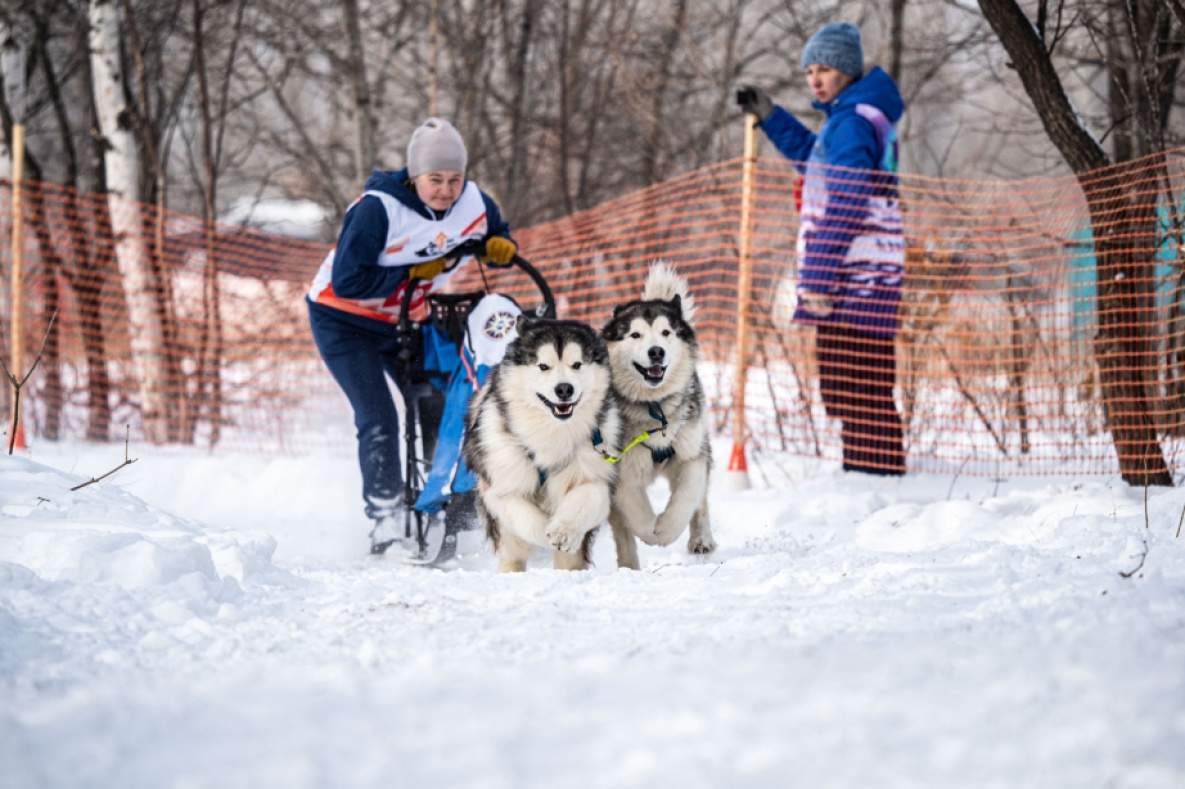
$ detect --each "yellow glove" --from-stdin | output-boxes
[408,257,447,281]
[481,237,517,268]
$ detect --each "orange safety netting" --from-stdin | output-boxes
[3,149,1184,480]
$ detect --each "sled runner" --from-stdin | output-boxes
[390,240,555,566]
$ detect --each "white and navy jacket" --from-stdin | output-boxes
[308,167,513,324]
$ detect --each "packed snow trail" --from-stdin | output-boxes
[2,443,1183,788]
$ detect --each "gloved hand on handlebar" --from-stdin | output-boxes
[481,236,518,268]
[408,257,447,281]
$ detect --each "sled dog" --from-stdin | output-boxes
[601,263,716,569]
[464,316,622,572]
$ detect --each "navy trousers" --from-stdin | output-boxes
[815,323,905,475]
[308,302,444,520]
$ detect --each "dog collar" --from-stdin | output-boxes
[534,428,609,486]
[599,402,671,465]
[647,402,668,433]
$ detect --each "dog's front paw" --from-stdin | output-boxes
[687,533,716,555]
[545,521,586,553]
[651,512,687,547]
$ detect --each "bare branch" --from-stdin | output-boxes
[3,306,60,455]
[70,426,138,491]
[1118,539,1148,578]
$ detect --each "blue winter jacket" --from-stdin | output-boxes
[759,67,905,337]
[331,168,512,301]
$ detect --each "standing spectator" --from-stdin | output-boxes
[739,22,906,475]
[307,118,518,554]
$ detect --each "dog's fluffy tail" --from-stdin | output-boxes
[644,261,696,323]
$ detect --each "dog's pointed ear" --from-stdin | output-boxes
[668,294,682,316]
[612,303,627,319]
[515,313,531,332]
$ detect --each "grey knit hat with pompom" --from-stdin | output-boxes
[407,118,468,178]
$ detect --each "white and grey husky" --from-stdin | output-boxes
[601,263,716,569]
[464,316,622,572]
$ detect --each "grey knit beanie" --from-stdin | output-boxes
[407,118,468,178]
[800,22,864,78]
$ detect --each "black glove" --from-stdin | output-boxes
[737,84,774,122]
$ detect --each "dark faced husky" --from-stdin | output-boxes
[601,263,716,569]
[464,316,622,573]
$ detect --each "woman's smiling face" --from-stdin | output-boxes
[412,171,465,212]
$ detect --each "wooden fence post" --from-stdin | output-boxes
[727,112,758,490]
[9,122,26,449]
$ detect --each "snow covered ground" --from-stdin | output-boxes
[2,439,1184,788]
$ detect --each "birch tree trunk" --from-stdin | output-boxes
[89,0,171,445]
[0,20,15,428]
[192,0,223,446]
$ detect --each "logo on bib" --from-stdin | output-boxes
[415,233,460,259]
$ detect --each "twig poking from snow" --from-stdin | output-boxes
[70,426,138,491]
[1176,504,1184,539]
[946,458,970,501]
[1144,479,1149,530]
[1119,540,1148,579]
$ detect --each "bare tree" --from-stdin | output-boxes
[640,0,688,186]
[978,0,1173,486]
[191,0,223,446]
[341,0,374,191]
[888,0,906,82]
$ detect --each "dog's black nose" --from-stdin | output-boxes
[648,346,665,363]
[554,382,575,401]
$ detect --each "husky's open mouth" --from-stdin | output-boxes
[634,362,666,385]
[537,393,579,420]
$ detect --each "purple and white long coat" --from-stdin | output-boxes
[759,66,906,338]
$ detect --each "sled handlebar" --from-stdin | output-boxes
[397,240,556,342]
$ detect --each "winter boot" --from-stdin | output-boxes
[369,514,409,556]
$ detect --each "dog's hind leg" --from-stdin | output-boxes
[496,531,534,573]
[614,474,657,544]
[653,457,708,546]
[687,497,716,555]
[609,507,640,570]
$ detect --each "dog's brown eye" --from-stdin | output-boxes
[630,332,641,339]
[539,363,550,371]
[572,362,582,370]
[662,330,671,337]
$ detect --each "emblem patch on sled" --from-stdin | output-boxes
[484,311,517,340]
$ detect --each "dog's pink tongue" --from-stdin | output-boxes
[647,365,664,378]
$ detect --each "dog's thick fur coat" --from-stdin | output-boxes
[601,264,716,569]
[464,316,621,572]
